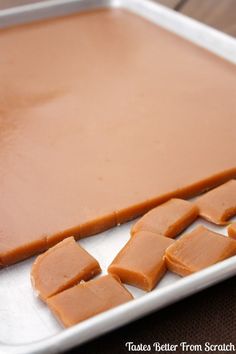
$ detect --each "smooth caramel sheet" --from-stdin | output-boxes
[0,9,236,265]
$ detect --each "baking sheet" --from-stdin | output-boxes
[0,1,236,353]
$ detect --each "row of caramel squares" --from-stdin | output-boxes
[31,180,236,328]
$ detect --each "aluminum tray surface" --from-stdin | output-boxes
[0,1,236,354]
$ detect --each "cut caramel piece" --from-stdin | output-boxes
[47,274,133,327]
[165,225,236,276]
[228,223,236,240]
[195,180,236,225]
[108,231,174,291]
[31,237,101,301]
[131,199,198,238]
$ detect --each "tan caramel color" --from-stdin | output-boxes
[195,180,236,225]
[31,237,101,301]
[47,274,133,327]
[165,225,236,276]
[228,223,236,240]
[1,10,236,266]
[131,199,198,238]
[108,231,174,291]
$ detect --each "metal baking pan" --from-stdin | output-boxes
[0,1,236,353]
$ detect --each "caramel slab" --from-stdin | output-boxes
[228,223,236,240]
[47,274,133,327]
[195,180,236,225]
[131,199,198,238]
[31,237,101,301]
[108,231,174,291]
[165,225,236,276]
[1,10,236,266]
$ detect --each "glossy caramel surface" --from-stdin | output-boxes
[131,199,198,237]
[47,274,133,327]
[108,231,174,291]
[1,9,236,265]
[228,223,236,239]
[165,225,236,276]
[31,237,101,301]
[195,180,236,225]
